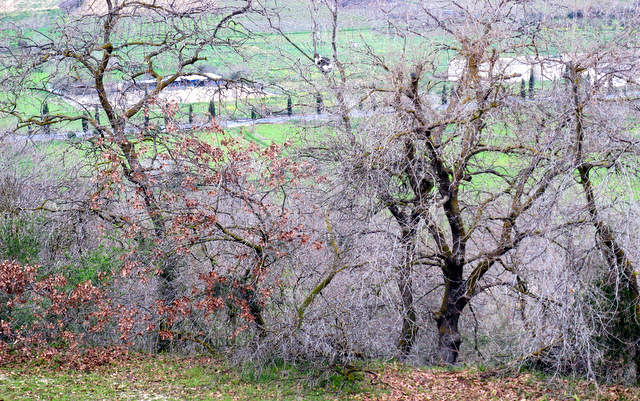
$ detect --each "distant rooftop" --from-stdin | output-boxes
[136,73,223,86]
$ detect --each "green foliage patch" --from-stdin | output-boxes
[0,216,41,264]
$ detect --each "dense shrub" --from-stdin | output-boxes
[0,260,126,368]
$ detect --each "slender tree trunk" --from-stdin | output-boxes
[435,263,467,364]
[570,64,640,381]
[435,312,462,364]
[157,254,179,352]
[389,205,420,357]
[240,284,267,338]
[397,251,418,356]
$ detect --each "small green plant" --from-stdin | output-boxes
[61,245,121,288]
[0,216,41,263]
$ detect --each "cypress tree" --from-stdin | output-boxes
[563,63,573,84]
[585,72,592,100]
[528,69,535,99]
[42,101,50,134]
[441,83,448,105]
[94,106,100,135]
[608,75,614,94]
[208,98,216,118]
[144,88,150,128]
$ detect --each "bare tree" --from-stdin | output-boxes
[263,0,640,370]
[518,18,640,380]
[0,0,259,350]
[2,0,640,382]
[299,0,556,363]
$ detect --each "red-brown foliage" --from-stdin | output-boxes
[0,260,125,367]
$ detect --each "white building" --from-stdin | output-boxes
[447,55,634,88]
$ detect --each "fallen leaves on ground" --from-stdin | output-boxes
[361,364,640,401]
[1,355,639,400]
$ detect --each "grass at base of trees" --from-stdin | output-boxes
[1,354,638,400]
[0,354,365,400]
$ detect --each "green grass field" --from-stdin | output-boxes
[0,0,455,133]
[6,0,624,135]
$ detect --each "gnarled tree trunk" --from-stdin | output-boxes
[435,261,468,364]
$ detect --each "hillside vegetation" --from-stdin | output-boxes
[0,0,639,394]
